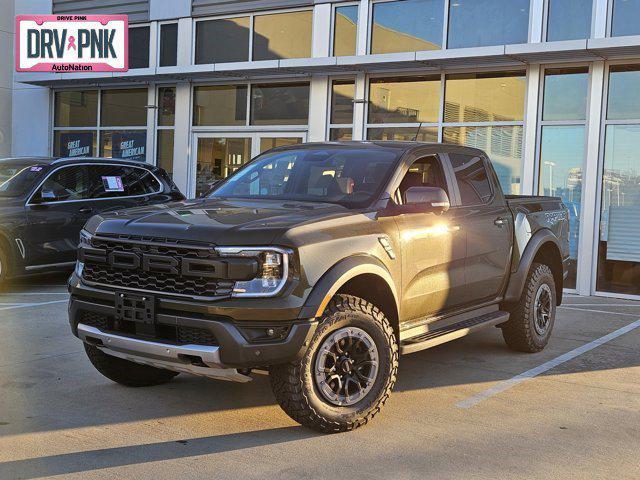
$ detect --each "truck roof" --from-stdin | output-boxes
[268,141,487,157]
[0,157,157,168]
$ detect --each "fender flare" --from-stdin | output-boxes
[503,229,562,304]
[298,255,399,320]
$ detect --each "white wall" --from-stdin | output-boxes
[11,0,52,157]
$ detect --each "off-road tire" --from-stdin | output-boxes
[502,262,556,353]
[84,343,179,387]
[270,294,398,433]
[0,245,11,289]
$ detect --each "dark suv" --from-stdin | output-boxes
[69,142,569,433]
[0,157,183,284]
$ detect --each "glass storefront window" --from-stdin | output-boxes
[253,11,313,61]
[546,0,592,41]
[100,130,148,162]
[368,76,440,124]
[159,23,178,67]
[101,89,148,127]
[371,0,444,54]
[611,0,640,37]
[259,137,303,154]
[539,126,585,289]
[607,65,640,120]
[156,130,174,177]
[129,26,150,69]
[443,125,523,194]
[331,80,355,124]
[250,83,310,125]
[444,72,526,123]
[53,130,97,158]
[193,85,248,126]
[54,91,98,127]
[158,87,176,126]
[334,5,358,56]
[329,128,353,141]
[196,137,252,197]
[195,17,250,64]
[542,68,589,121]
[597,124,640,295]
[447,0,530,49]
[367,126,438,142]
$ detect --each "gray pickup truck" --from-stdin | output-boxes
[69,142,570,433]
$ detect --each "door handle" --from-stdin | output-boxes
[494,217,509,227]
[78,207,93,214]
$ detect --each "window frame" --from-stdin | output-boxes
[331,2,360,57]
[155,85,177,176]
[446,152,496,207]
[128,23,152,69]
[157,20,179,68]
[191,6,315,65]
[25,162,163,206]
[327,77,357,140]
[50,86,150,161]
[542,0,595,42]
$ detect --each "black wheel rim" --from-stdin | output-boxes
[314,327,379,406]
[533,283,553,336]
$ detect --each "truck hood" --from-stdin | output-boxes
[86,198,357,246]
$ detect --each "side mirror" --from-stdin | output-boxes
[404,186,450,214]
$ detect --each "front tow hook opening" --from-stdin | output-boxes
[85,336,104,347]
[177,353,208,367]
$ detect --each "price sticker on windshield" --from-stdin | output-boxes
[102,176,124,192]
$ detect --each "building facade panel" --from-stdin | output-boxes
[52,0,150,22]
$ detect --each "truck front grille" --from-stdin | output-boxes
[81,236,235,298]
[78,311,219,346]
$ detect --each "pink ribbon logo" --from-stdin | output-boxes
[67,35,77,51]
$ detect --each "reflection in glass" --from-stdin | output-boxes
[368,76,440,124]
[195,17,250,64]
[607,65,640,120]
[334,5,358,56]
[371,0,444,54]
[329,128,353,141]
[367,126,438,142]
[443,126,523,194]
[129,27,150,68]
[100,130,147,161]
[259,137,303,154]
[253,11,313,60]
[158,87,176,126]
[447,0,529,49]
[611,0,640,37]
[159,23,178,67]
[251,83,310,125]
[596,124,640,295]
[156,130,174,178]
[547,0,592,41]
[539,126,585,289]
[193,85,248,126]
[196,137,252,197]
[54,91,98,127]
[101,89,148,127]
[543,68,589,121]
[331,80,355,124]
[444,72,526,123]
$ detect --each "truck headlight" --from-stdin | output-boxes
[215,247,291,297]
[75,230,92,277]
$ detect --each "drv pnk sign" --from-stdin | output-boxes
[16,15,128,72]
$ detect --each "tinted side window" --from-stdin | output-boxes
[36,165,90,202]
[88,165,161,199]
[449,154,492,205]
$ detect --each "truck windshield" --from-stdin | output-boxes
[209,147,400,208]
[0,162,47,197]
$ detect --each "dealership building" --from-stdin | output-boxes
[3,0,640,300]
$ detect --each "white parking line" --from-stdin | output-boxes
[560,306,640,317]
[564,303,640,307]
[0,292,68,296]
[0,300,68,311]
[456,318,640,409]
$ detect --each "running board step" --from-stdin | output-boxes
[400,310,510,355]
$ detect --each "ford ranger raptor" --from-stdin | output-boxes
[69,142,570,433]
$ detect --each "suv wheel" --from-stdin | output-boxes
[270,294,398,433]
[502,262,556,353]
[84,343,179,387]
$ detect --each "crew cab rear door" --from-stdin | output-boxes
[446,152,512,304]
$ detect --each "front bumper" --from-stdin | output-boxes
[69,273,317,377]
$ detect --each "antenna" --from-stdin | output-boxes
[412,122,423,142]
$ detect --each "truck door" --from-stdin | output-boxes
[395,155,467,321]
[447,153,512,304]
